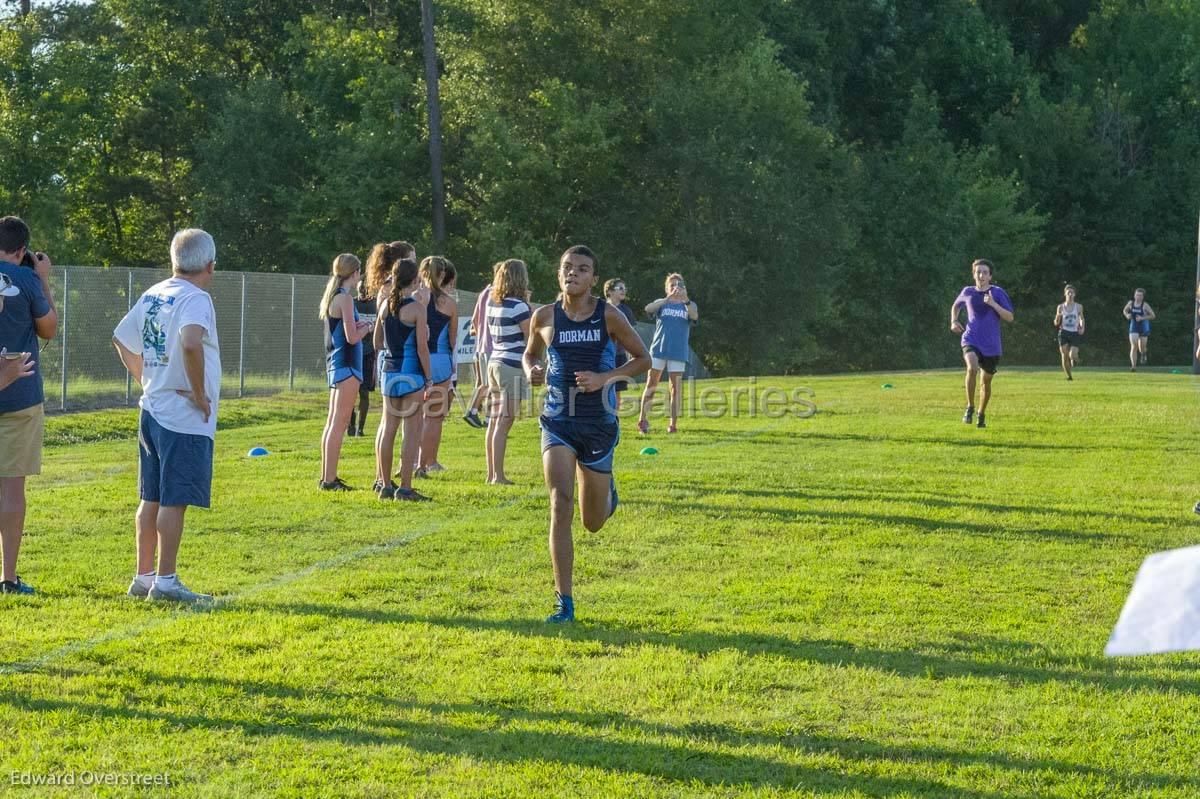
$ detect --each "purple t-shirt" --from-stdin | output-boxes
[955,285,1012,357]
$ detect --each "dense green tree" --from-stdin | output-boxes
[2,0,1198,372]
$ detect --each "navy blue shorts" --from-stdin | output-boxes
[138,410,214,508]
[540,416,620,474]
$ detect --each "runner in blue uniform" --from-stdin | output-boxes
[524,245,650,623]
[319,253,372,490]
[374,257,432,501]
[1123,288,1155,371]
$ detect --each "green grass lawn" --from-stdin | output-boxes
[2,368,1199,797]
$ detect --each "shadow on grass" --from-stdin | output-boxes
[656,498,1123,542]
[5,662,1192,798]
[249,603,1200,697]
[700,485,1185,528]
[751,430,1152,454]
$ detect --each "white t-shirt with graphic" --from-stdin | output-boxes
[114,277,221,439]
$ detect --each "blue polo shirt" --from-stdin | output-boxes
[0,260,51,412]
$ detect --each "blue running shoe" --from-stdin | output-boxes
[0,576,35,595]
[546,593,575,623]
[608,475,619,519]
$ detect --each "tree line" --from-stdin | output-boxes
[1,0,1197,373]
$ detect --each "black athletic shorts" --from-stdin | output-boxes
[962,345,1000,375]
[360,348,378,392]
[1057,330,1082,348]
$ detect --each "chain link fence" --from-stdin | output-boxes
[30,266,705,413]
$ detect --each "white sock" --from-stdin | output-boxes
[135,571,156,587]
[155,573,178,585]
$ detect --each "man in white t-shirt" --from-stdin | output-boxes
[113,229,221,603]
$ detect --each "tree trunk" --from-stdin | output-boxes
[419,0,446,252]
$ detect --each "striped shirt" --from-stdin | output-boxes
[487,296,532,368]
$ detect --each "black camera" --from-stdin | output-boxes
[19,249,39,268]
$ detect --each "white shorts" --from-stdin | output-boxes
[651,357,687,374]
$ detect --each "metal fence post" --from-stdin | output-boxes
[125,268,134,405]
[288,276,296,391]
[238,273,247,398]
[60,267,68,411]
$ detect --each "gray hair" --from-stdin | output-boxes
[170,228,216,274]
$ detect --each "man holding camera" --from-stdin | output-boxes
[0,216,59,595]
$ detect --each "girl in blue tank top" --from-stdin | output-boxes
[373,258,432,501]
[318,253,372,491]
[416,256,457,478]
[637,273,698,435]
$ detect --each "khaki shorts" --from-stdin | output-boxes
[488,360,531,404]
[0,403,44,477]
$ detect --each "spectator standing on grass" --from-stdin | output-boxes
[112,228,220,603]
[463,266,498,430]
[318,253,372,490]
[485,259,532,485]
[414,256,457,479]
[637,273,698,435]
[0,216,58,595]
[603,278,638,412]
[349,278,379,438]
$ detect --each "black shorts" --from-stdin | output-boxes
[540,415,620,473]
[963,346,1000,375]
[1057,330,1082,348]
[360,349,378,392]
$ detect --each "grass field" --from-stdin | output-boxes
[2,368,1199,798]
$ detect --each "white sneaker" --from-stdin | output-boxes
[147,578,213,604]
[127,578,152,598]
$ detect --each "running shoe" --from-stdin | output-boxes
[127,577,152,598]
[463,411,485,429]
[148,578,213,604]
[1194,500,1200,516]
[962,406,974,424]
[637,419,649,435]
[427,462,446,473]
[976,412,986,429]
[318,478,354,491]
[394,488,431,502]
[667,424,677,434]
[546,593,575,623]
[414,467,429,479]
[0,577,34,595]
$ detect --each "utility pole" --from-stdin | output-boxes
[1194,208,1199,373]
[420,0,447,252]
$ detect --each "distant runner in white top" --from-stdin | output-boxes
[1053,284,1084,381]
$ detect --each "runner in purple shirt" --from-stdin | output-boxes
[950,259,1014,429]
